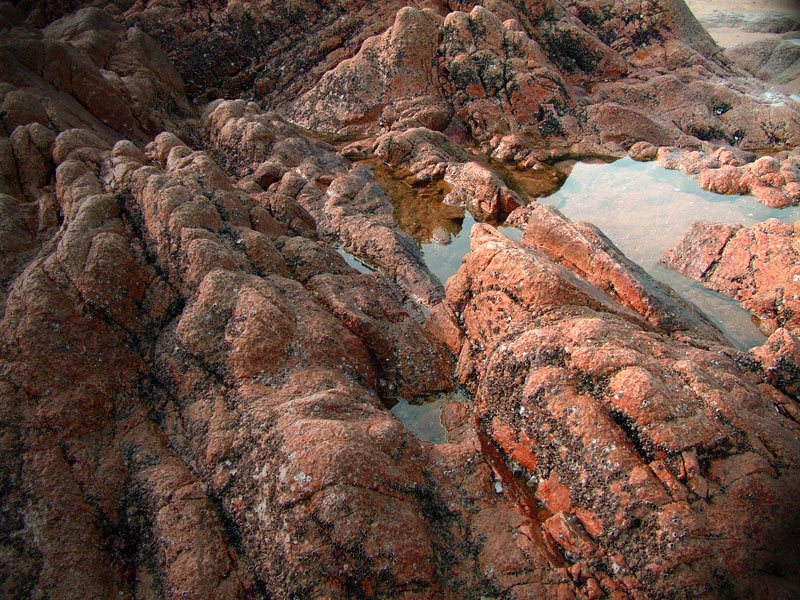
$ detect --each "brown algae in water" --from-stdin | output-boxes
[359,156,466,243]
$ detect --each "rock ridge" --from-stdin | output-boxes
[2,1,800,599]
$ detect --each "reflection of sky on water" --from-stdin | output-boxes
[540,157,800,350]
[420,212,522,287]
[336,248,374,274]
[417,157,800,350]
[365,158,800,442]
[389,390,468,445]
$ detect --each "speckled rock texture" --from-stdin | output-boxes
[443,223,800,599]
[514,202,728,341]
[661,218,800,402]
[2,1,800,599]
[661,218,800,336]
[655,146,800,207]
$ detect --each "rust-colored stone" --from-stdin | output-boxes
[4,1,800,598]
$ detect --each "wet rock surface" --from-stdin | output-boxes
[2,1,800,599]
[751,327,800,400]
[443,224,800,599]
[661,218,800,336]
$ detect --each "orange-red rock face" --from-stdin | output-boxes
[2,1,800,599]
[444,224,800,599]
[662,219,800,336]
[661,218,800,402]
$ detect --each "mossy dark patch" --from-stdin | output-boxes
[609,409,656,464]
[688,124,729,142]
[574,6,602,28]
[538,110,565,136]
[542,27,601,74]
[713,101,733,116]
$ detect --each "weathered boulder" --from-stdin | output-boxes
[289,7,450,134]
[284,0,800,158]
[289,4,574,144]
[368,127,524,219]
[5,2,800,598]
[726,36,800,90]
[442,223,800,599]
[202,101,445,305]
[699,154,800,208]
[121,0,413,104]
[2,127,489,599]
[202,99,349,182]
[370,127,471,179]
[6,120,694,599]
[517,202,727,342]
[318,165,445,305]
[444,160,523,218]
[561,0,719,60]
[650,145,800,207]
[661,219,800,336]
[306,271,453,397]
[0,7,195,143]
[750,327,800,400]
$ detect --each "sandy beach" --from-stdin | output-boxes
[685,0,800,47]
[685,0,800,94]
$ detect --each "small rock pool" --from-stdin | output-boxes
[354,157,800,442]
[419,212,523,284]
[414,156,800,351]
[389,390,471,445]
[539,157,800,350]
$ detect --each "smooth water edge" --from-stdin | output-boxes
[390,390,468,444]
[337,247,375,274]
[420,212,523,285]
[385,157,800,440]
[539,157,800,350]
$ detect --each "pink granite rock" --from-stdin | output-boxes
[443,223,800,599]
[661,219,800,336]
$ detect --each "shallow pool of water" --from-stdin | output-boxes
[420,212,522,285]
[373,156,800,442]
[337,248,374,274]
[389,390,467,444]
[539,157,800,349]
[362,157,464,244]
